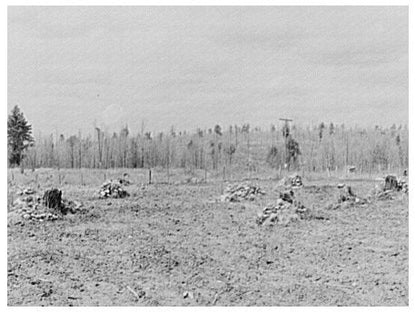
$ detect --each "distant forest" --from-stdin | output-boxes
[20,122,408,174]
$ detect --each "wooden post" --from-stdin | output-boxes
[204,149,207,183]
[166,141,170,184]
[223,166,226,182]
[149,169,152,185]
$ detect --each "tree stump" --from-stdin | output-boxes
[43,189,65,213]
[384,175,398,191]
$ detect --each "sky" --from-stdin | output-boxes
[8,6,408,136]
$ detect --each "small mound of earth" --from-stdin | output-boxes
[220,183,265,202]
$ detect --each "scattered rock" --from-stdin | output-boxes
[16,188,36,196]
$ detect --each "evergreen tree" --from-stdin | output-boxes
[7,105,34,166]
[286,136,301,168]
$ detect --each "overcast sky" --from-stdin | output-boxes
[8,6,408,135]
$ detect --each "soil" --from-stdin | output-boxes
[7,177,408,306]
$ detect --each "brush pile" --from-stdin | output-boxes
[256,190,311,226]
[220,183,265,202]
[98,180,130,199]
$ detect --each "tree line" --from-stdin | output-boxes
[8,106,408,174]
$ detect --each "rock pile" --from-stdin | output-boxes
[383,175,408,193]
[98,180,130,199]
[220,183,265,202]
[327,184,368,209]
[278,175,303,188]
[369,174,408,197]
[117,177,131,186]
[9,188,83,222]
[373,188,395,201]
[398,177,408,194]
[256,191,310,226]
[10,191,58,221]
[369,175,408,200]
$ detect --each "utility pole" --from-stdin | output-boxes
[279,118,293,170]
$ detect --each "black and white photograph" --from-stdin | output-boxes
[6,3,410,307]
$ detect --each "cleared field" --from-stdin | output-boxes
[7,169,408,306]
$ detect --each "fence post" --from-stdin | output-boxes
[149,169,152,185]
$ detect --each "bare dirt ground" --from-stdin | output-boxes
[7,170,408,306]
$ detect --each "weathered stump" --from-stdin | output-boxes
[43,189,66,214]
[338,185,356,202]
[384,175,398,191]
